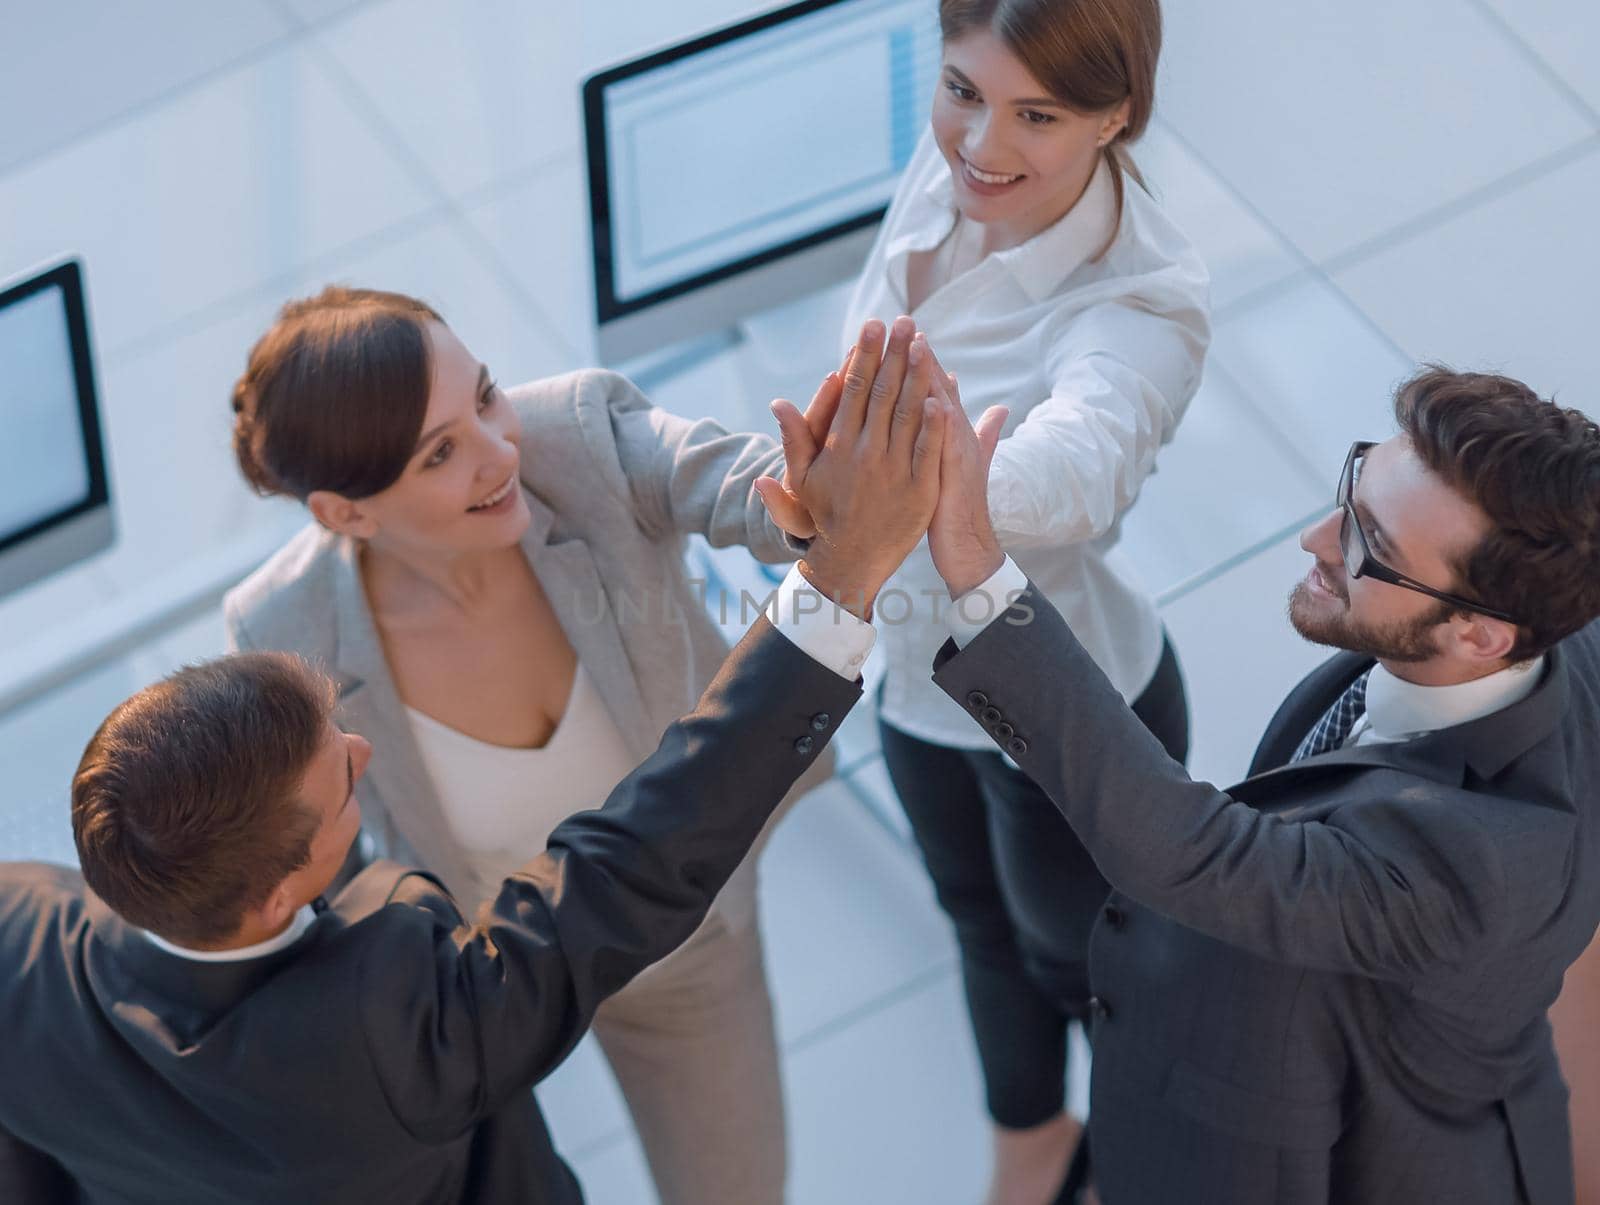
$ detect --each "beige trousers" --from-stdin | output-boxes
[586,768,823,1205]
[594,894,784,1205]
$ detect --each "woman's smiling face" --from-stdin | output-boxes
[341,321,530,556]
[931,29,1129,242]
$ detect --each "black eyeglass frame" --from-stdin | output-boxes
[1336,440,1520,625]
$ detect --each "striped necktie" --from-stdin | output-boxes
[1292,670,1372,762]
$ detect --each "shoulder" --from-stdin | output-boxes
[509,368,672,518]
[509,368,654,461]
[223,522,344,655]
[0,864,87,955]
[1105,171,1211,304]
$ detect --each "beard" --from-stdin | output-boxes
[1287,571,1452,663]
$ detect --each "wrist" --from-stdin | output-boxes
[941,541,1005,601]
[797,549,885,620]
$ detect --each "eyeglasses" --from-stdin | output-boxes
[1335,441,1519,624]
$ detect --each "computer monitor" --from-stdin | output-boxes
[0,258,113,601]
[583,0,940,363]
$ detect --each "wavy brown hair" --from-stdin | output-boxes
[1396,367,1600,660]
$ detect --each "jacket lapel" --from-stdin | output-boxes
[520,493,656,765]
[1231,645,1572,809]
[328,537,481,897]
[1248,651,1372,776]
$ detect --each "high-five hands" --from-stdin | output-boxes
[924,360,1007,599]
[756,316,1008,609]
[752,317,947,618]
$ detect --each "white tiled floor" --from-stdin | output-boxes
[2,2,1597,1201]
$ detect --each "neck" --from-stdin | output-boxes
[362,540,524,616]
[1377,655,1510,688]
[222,912,298,951]
[968,151,1101,256]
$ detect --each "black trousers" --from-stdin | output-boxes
[879,635,1190,1128]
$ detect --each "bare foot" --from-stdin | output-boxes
[983,1112,1084,1205]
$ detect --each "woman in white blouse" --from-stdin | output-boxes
[835,1,1208,1200]
[222,287,828,1205]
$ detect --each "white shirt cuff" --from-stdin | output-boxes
[764,563,877,681]
[947,557,1030,649]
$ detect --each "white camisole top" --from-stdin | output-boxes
[406,663,639,895]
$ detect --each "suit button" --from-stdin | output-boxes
[1088,996,1112,1023]
[1007,737,1028,757]
[968,691,989,709]
[981,706,1003,725]
[794,735,814,755]
[994,722,1015,741]
[810,712,831,732]
[1102,904,1125,930]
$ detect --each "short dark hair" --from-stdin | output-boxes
[71,653,335,948]
[1395,366,1600,660]
[231,286,442,501]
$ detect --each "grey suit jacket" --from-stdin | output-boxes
[932,583,1600,1205]
[0,618,860,1204]
[225,368,825,909]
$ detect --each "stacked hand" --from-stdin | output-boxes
[755,316,1009,615]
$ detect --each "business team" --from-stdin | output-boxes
[4,0,1600,1201]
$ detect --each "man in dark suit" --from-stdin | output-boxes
[0,318,947,1204]
[770,361,1600,1204]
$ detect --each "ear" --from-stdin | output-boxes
[255,877,302,936]
[1098,98,1133,148]
[1452,613,1519,666]
[307,489,378,539]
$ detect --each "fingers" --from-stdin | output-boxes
[801,368,845,452]
[924,342,961,411]
[865,315,917,449]
[974,405,1009,469]
[770,397,819,487]
[887,333,935,467]
[911,395,949,487]
[753,477,816,539]
[833,320,885,441]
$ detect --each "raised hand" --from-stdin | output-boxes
[758,321,963,539]
[753,317,947,617]
[924,358,1008,598]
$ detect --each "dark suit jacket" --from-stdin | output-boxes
[933,584,1600,1205]
[0,618,859,1204]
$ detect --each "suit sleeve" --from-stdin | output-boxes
[577,369,805,562]
[0,1125,73,1204]
[364,616,861,1139]
[931,582,1555,982]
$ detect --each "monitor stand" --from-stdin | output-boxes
[729,281,855,433]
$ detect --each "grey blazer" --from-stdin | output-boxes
[225,368,825,908]
[933,583,1600,1205]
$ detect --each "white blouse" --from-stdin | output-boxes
[842,130,1211,748]
[407,663,639,902]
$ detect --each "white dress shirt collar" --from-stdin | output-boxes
[1360,655,1547,744]
[886,150,1119,307]
[143,904,318,963]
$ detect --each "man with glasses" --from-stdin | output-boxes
[770,360,1600,1204]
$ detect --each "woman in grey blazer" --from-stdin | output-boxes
[224,287,828,1205]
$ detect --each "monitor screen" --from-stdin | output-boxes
[586,0,939,324]
[0,259,113,599]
